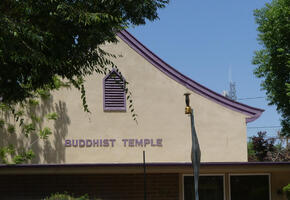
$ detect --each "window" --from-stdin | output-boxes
[103,70,126,111]
[230,174,270,200]
[183,175,224,200]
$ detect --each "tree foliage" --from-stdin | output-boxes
[248,131,290,162]
[249,131,275,161]
[0,0,168,103]
[253,0,290,136]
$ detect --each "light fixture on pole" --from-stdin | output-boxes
[184,93,191,114]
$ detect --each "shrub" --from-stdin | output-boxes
[43,193,89,200]
[283,184,290,200]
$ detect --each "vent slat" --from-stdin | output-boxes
[105,97,124,100]
[105,90,124,92]
[106,99,124,103]
[105,86,124,88]
[105,80,123,82]
[105,86,123,88]
[105,87,124,90]
[106,76,122,79]
[105,97,124,99]
[106,81,122,83]
[105,84,123,86]
[106,79,122,82]
[105,92,124,94]
[105,81,123,84]
[105,87,124,89]
[105,96,124,98]
[105,94,124,96]
[105,104,124,106]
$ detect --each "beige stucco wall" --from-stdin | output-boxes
[1,38,250,164]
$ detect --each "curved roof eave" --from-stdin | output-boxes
[117,30,264,123]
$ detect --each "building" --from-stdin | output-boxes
[0,30,289,200]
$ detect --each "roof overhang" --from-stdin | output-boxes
[1,162,289,174]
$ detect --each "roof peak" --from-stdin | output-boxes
[117,30,264,123]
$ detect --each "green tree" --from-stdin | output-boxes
[0,0,168,103]
[248,131,290,162]
[253,0,290,136]
[1,0,163,164]
[247,140,257,161]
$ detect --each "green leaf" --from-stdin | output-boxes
[46,113,59,120]
[0,119,4,128]
[22,123,36,136]
[39,127,52,139]
[28,99,39,106]
[7,124,15,134]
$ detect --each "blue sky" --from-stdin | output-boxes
[128,0,281,138]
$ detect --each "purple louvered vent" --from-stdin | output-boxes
[103,70,126,111]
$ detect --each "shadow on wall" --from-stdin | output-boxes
[0,94,70,164]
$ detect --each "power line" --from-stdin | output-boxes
[238,96,265,100]
[247,126,282,129]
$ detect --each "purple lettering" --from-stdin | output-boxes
[157,139,162,147]
[135,139,143,147]
[86,139,92,147]
[79,139,85,147]
[65,138,162,148]
[129,139,134,147]
[122,139,128,147]
[65,139,71,147]
[103,139,109,147]
[144,139,150,147]
[151,139,156,147]
[109,139,116,147]
[93,139,99,147]
[72,139,78,147]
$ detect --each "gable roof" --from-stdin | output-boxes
[117,30,264,123]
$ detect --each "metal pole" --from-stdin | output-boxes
[190,110,201,200]
[184,93,201,200]
[143,150,147,200]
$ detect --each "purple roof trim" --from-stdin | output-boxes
[117,30,264,123]
[0,162,289,168]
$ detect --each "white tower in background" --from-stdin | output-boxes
[222,66,237,101]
